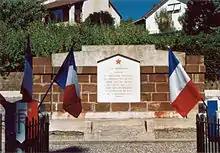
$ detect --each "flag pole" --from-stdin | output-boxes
[38,42,77,111]
[201,98,208,112]
[38,79,55,110]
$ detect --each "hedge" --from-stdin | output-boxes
[0,21,220,80]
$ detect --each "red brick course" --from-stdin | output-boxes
[156,83,169,92]
[155,66,168,73]
[33,57,51,66]
[90,75,97,83]
[141,93,151,101]
[141,83,155,92]
[141,66,154,73]
[185,65,200,73]
[95,103,110,112]
[152,93,168,101]
[78,75,89,83]
[149,74,168,82]
[131,103,147,111]
[186,56,204,65]
[33,55,205,114]
[112,103,129,111]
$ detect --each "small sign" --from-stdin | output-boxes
[97,54,140,103]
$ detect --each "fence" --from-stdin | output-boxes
[0,113,49,153]
[24,114,49,153]
[197,113,220,153]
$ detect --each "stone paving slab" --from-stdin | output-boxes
[48,112,197,141]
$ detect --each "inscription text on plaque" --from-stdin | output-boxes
[97,54,140,103]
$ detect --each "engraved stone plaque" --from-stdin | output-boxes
[97,54,140,103]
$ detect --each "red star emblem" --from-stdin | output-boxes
[116,59,121,64]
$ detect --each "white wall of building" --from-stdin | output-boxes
[45,0,121,25]
[82,0,108,22]
[108,4,121,26]
[82,0,96,22]
[43,0,56,5]
[145,0,187,34]
[69,5,75,23]
[68,0,120,25]
[93,0,109,13]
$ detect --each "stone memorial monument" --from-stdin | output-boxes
[97,54,140,103]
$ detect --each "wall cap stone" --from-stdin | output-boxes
[52,45,186,67]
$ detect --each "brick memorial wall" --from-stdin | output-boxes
[32,46,205,119]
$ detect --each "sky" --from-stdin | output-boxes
[111,0,160,21]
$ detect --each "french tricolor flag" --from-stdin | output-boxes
[169,48,202,117]
[54,47,82,118]
[20,36,33,102]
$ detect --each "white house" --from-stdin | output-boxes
[43,0,122,26]
[134,0,189,34]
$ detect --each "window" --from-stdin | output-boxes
[167,3,181,13]
[54,10,63,22]
[174,3,181,11]
[50,9,64,23]
[167,4,174,12]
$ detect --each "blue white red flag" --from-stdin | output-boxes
[54,47,82,118]
[168,48,202,117]
[20,36,33,102]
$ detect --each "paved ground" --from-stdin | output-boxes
[49,141,196,153]
[49,126,197,153]
[49,117,196,141]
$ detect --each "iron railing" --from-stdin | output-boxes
[24,114,49,153]
[1,113,49,153]
[197,113,220,153]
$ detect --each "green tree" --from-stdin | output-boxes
[211,0,220,26]
[84,11,115,26]
[0,0,45,30]
[154,8,175,33]
[179,0,220,35]
[121,17,134,24]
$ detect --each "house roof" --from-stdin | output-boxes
[44,0,86,9]
[109,1,122,19]
[134,0,189,24]
[44,0,122,19]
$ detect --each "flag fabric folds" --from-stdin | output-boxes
[168,48,202,117]
[20,36,33,102]
[54,47,82,118]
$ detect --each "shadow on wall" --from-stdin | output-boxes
[205,80,220,90]
[0,72,23,91]
[50,146,89,153]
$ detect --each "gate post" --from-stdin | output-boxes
[197,113,206,153]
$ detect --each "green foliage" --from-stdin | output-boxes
[84,11,115,26]
[1,21,220,80]
[180,0,220,35]
[0,22,149,75]
[154,8,175,33]
[121,18,134,24]
[0,0,45,30]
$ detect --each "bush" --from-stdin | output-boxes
[0,21,220,80]
[154,8,175,33]
[84,11,115,26]
[0,0,45,30]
